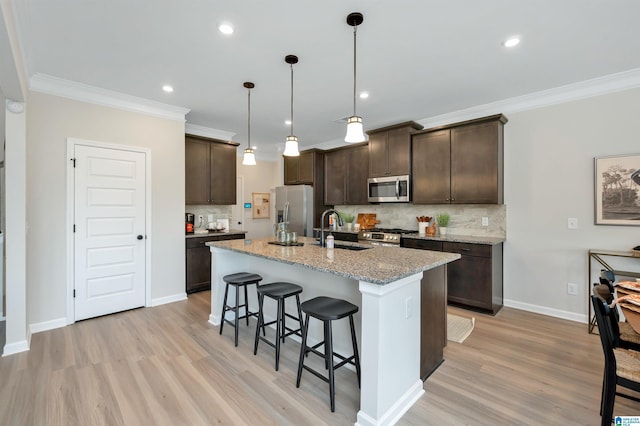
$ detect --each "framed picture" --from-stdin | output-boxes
[252,192,270,219]
[594,153,640,225]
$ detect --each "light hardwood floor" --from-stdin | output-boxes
[1,291,638,425]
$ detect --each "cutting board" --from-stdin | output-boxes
[357,213,380,230]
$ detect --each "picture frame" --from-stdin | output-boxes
[252,192,270,219]
[594,153,640,225]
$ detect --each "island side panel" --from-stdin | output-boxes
[357,274,424,426]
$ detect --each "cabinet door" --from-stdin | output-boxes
[451,121,500,203]
[346,145,369,204]
[297,151,314,184]
[186,239,213,293]
[324,150,346,205]
[210,142,237,205]
[447,254,492,310]
[386,127,412,176]
[368,132,388,177]
[185,138,211,205]
[284,156,300,185]
[412,130,451,204]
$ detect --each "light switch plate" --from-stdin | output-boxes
[481,217,489,227]
[568,218,578,229]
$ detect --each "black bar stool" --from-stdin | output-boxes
[253,282,304,371]
[220,272,263,347]
[295,296,361,412]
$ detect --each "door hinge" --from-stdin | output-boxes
[71,158,76,168]
[73,224,76,233]
[73,289,76,298]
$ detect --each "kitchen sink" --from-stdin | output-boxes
[312,242,372,251]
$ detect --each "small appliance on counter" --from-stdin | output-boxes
[185,213,195,234]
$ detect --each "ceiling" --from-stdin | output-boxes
[10,0,640,156]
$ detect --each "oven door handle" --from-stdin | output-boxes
[395,178,399,199]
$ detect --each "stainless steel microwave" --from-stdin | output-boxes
[367,175,410,203]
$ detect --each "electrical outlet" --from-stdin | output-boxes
[198,215,204,225]
[568,217,578,229]
[405,296,413,319]
[482,217,489,227]
[567,282,578,295]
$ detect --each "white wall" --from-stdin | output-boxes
[237,156,279,239]
[26,91,186,325]
[504,88,640,321]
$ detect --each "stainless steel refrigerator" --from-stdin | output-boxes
[275,185,313,237]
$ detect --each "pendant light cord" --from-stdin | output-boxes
[247,88,251,149]
[353,24,357,116]
[290,63,294,136]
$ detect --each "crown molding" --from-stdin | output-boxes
[417,68,640,128]
[29,73,190,122]
[185,123,235,141]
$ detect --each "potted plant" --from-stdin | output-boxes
[341,212,356,231]
[436,213,450,236]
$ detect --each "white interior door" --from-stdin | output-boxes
[74,145,146,321]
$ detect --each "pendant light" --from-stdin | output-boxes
[345,12,365,143]
[283,55,300,157]
[242,82,256,166]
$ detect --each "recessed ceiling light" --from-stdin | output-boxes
[503,37,520,48]
[219,23,234,35]
[285,120,292,126]
[162,85,174,93]
[359,92,369,99]
[252,146,257,150]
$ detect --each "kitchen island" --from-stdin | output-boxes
[207,237,459,426]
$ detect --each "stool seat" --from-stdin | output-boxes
[224,272,263,284]
[296,296,361,412]
[300,296,358,321]
[254,282,304,371]
[257,282,303,298]
[220,272,263,347]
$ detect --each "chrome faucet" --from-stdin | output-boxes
[320,209,343,247]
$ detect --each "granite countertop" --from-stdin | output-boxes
[206,236,460,285]
[186,229,247,239]
[312,227,360,235]
[401,233,505,245]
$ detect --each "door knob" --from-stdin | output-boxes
[137,235,144,240]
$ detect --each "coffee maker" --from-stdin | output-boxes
[185,213,195,233]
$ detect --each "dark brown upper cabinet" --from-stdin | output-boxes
[185,134,239,205]
[324,143,369,205]
[412,114,507,204]
[284,150,315,185]
[367,121,423,178]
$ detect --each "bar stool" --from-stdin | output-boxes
[295,296,361,412]
[220,272,263,347]
[253,282,304,371]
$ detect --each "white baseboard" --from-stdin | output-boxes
[504,298,588,324]
[151,292,187,307]
[30,317,68,334]
[3,326,32,357]
[356,380,425,426]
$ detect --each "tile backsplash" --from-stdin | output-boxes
[185,205,232,228]
[333,204,506,238]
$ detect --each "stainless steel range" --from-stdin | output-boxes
[358,228,416,245]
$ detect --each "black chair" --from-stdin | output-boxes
[591,295,640,426]
[295,296,361,412]
[593,284,640,351]
[220,272,263,347]
[253,282,304,371]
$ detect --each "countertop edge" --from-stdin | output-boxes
[186,229,247,239]
[401,234,505,245]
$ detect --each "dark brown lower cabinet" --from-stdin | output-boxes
[401,238,503,315]
[186,233,245,294]
[420,265,447,380]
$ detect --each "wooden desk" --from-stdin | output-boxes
[588,249,640,333]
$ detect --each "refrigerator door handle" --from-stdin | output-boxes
[284,201,290,223]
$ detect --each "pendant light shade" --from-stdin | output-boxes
[242,82,256,166]
[345,12,365,143]
[283,55,300,157]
